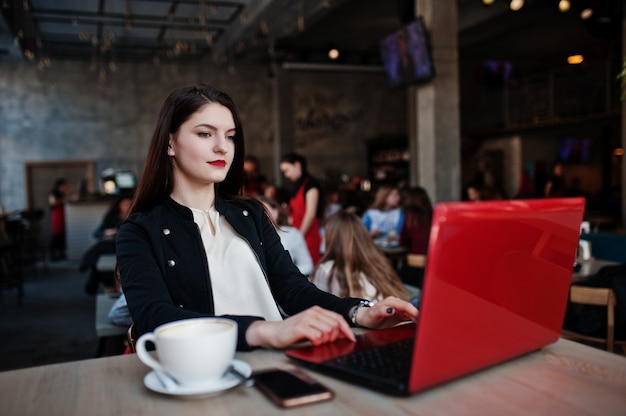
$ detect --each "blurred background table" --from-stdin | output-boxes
[374,242,408,271]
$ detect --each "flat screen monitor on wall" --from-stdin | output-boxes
[558,137,592,163]
[379,17,435,89]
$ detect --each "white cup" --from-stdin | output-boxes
[135,317,237,387]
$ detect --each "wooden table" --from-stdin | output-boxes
[1,338,625,415]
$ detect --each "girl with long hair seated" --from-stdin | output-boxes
[311,210,409,302]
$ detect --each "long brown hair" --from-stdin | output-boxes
[313,210,409,300]
[402,186,432,230]
[129,84,245,215]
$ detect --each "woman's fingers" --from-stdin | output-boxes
[248,306,357,349]
[357,297,419,329]
[291,307,354,345]
[297,307,355,344]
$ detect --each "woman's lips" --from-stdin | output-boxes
[208,160,226,167]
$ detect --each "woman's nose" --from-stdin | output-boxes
[213,134,229,153]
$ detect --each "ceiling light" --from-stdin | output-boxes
[558,0,570,13]
[580,8,593,20]
[482,0,495,5]
[509,0,524,12]
[567,55,584,65]
[328,48,339,60]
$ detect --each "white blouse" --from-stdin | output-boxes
[191,207,283,322]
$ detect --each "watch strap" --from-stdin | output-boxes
[350,300,374,327]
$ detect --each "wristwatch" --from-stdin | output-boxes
[350,300,374,327]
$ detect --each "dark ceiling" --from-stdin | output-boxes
[0,0,623,76]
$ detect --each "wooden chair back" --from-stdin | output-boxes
[561,286,625,353]
[406,253,426,268]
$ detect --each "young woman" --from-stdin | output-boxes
[361,184,404,241]
[398,186,433,287]
[116,84,418,351]
[279,152,323,265]
[311,210,409,302]
[80,195,133,294]
[92,195,133,240]
[257,195,313,276]
[544,161,566,197]
[399,187,432,256]
[242,155,267,197]
[48,178,68,261]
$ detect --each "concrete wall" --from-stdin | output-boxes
[289,70,406,184]
[0,58,403,212]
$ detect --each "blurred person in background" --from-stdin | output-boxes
[361,184,404,244]
[311,210,409,302]
[257,195,313,276]
[280,152,323,265]
[242,155,267,197]
[80,195,132,295]
[398,187,433,288]
[48,178,68,261]
[544,162,566,197]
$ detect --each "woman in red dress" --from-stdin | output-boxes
[48,178,68,261]
[280,153,322,265]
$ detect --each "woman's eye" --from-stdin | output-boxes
[226,134,236,141]
[198,131,211,138]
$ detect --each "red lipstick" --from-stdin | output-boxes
[209,160,226,167]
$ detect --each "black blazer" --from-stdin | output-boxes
[117,195,360,350]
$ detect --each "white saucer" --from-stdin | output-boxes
[144,359,252,399]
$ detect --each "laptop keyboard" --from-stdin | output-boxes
[327,338,413,379]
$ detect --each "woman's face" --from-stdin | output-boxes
[119,198,132,217]
[386,188,401,208]
[279,161,302,182]
[168,102,236,188]
[264,184,277,199]
[467,186,481,201]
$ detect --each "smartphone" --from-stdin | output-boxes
[253,367,334,408]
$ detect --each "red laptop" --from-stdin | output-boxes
[286,198,586,395]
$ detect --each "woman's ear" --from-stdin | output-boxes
[167,135,175,156]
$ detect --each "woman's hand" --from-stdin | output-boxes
[354,296,419,329]
[246,306,356,349]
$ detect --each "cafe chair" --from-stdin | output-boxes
[402,253,427,290]
[561,286,626,353]
[127,323,137,353]
[406,253,426,269]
